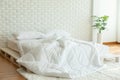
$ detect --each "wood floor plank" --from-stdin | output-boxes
[104,43,120,54]
[0,56,25,80]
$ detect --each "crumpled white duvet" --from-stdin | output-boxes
[17,37,105,78]
[17,63,120,80]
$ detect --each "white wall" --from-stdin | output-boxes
[0,0,92,47]
[93,0,117,42]
[117,0,120,42]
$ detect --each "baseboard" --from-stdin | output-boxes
[103,42,119,45]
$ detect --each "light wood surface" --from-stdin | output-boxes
[0,55,25,80]
[0,43,120,80]
[104,43,120,54]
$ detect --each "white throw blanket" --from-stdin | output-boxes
[17,36,104,78]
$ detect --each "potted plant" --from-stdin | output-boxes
[93,15,109,44]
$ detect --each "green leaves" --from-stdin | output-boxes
[93,15,109,33]
[102,16,109,21]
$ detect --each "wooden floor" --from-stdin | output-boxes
[0,43,120,80]
[0,56,25,80]
[104,43,120,54]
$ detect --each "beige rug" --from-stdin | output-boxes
[17,63,120,80]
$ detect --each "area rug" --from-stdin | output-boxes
[17,63,120,80]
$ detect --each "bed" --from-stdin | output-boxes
[1,48,120,80]
[0,31,120,80]
[2,36,109,65]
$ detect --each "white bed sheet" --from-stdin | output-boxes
[7,38,19,52]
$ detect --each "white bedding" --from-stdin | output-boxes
[17,63,120,80]
[16,34,108,78]
[7,38,43,55]
[7,38,19,52]
[13,31,45,40]
[7,38,109,57]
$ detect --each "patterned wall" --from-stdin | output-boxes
[0,0,92,47]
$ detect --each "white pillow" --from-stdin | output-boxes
[45,30,71,40]
[17,39,43,56]
[13,31,45,40]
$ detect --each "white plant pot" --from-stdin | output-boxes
[97,33,102,44]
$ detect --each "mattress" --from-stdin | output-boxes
[7,38,19,52]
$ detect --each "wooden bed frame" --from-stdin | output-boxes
[0,48,32,72]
